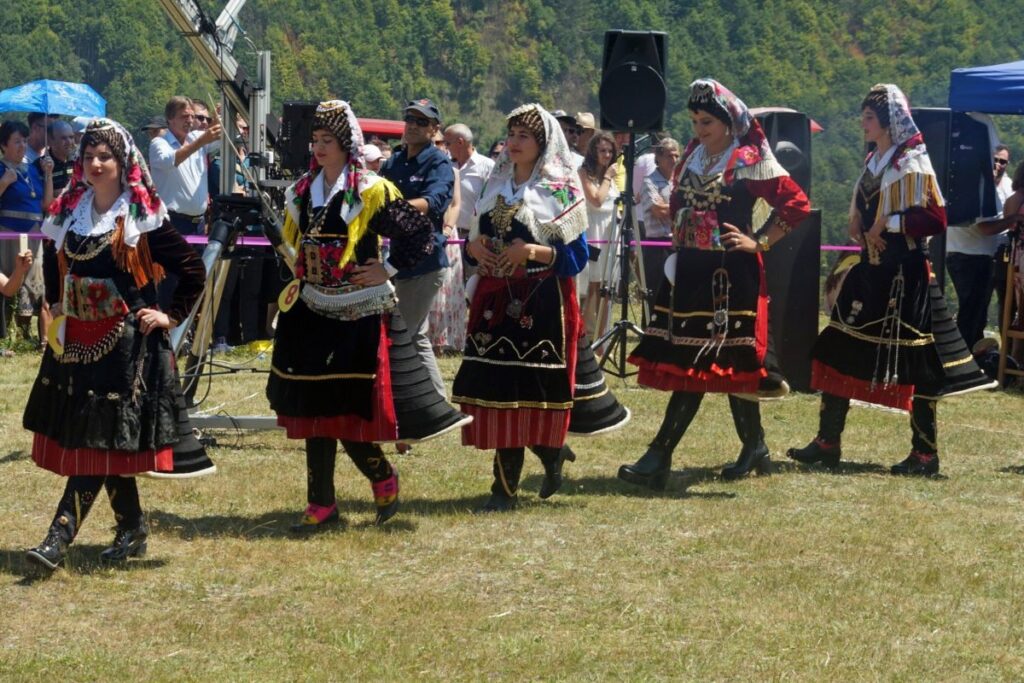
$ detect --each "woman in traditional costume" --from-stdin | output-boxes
[787,84,995,476]
[23,118,207,571]
[267,100,469,530]
[453,104,590,511]
[619,78,811,489]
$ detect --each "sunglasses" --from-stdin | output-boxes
[195,115,211,123]
[994,157,1009,166]
[404,114,432,127]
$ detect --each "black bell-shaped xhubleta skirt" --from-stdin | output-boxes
[568,334,630,436]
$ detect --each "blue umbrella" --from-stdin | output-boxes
[0,79,106,118]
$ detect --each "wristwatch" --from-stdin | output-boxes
[757,234,771,252]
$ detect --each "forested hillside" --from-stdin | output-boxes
[4,0,1023,241]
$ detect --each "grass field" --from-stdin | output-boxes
[1,347,1023,681]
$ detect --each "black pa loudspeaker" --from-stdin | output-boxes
[763,209,822,392]
[910,107,996,225]
[599,30,667,132]
[910,107,997,288]
[754,111,812,200]
[278,101,318,177]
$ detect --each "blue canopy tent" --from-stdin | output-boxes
[0,79,106,118]
[949,60,1024,114]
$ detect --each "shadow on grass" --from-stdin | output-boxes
[148,507,424,539]
[528,465,737,500]
[0,450,28,465]
[0,545,168,583]
[773,459,891,476]
[998,465,1024,475]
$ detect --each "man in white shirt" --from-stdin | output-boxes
[148,96,221,309]
[946,144,1013,349]
[444,123,494,279]
[149,96,221,233]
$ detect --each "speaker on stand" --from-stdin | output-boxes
[593,30,667,377]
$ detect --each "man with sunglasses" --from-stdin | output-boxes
[946,144,1014,349]
[149,95,222,310]
[380,98,454,398]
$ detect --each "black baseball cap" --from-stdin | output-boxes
[405,98,442,123]
[141,115,167,131]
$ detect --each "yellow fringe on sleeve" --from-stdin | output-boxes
[876,172,943,222]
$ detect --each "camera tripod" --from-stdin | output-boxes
[591,132,651,377]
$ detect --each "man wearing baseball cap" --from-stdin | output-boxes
[576,112,596,155]
[140,115,167,141]
[550,109,584,170]
[380,98,455,398]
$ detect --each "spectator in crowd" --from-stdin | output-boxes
[149,95,221,310]
[363,144,384,172]
[632,131,666,202]
[71,116,91,146]
[0,120,53,345]
[443,123,494,240]
[552,110,584,169]
[991,145,1016,330]
[141,116,167,141]
[24,113,56,164]
[43,120,76,192]
[0,248,32,355]
[426,138,466,355]
[946,144,1013,349]
[638,138,680,299]
[578,131,619,337]
[576,112,596,155]
[380,98,454,399]
[488,140,505,159]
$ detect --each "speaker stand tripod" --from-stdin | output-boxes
[593,132,646,378]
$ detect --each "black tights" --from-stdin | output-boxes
[304,438,394,507]
[50,475,143,541]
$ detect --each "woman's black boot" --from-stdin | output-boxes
[532,445,569,499]
[26,476,104,572]
[787,393,848,467]
[721,396,770,480]
[100,477,148,562]
[480,449,524,512]
[618,392,703,490]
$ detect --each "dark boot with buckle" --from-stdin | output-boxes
[721,396,771,480]
[480,448,524,512]
[292,438,342,533]
[100,477,149,562]
[343,440,399,525]
[619,391,703,490]
[532,445,571,499]
[787,393,848,467]
[26,476,104,572]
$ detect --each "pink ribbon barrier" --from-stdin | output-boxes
[0,231,863,252]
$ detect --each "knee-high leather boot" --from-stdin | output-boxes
[100,477,148,562]
[480,448,525,512]
[26,476,105,571]
[787,392,849,467]
[892,398,940,476]
[618,391,704,490]
[531,445,571,499]
[721,395,771,480]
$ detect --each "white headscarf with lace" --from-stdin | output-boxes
[472,103,586,245]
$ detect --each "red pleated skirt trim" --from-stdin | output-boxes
[632,360,765,394]
[31,433,173,476]
[811,360,913,411]
[276,320,398,441]
[459,404,569,449]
